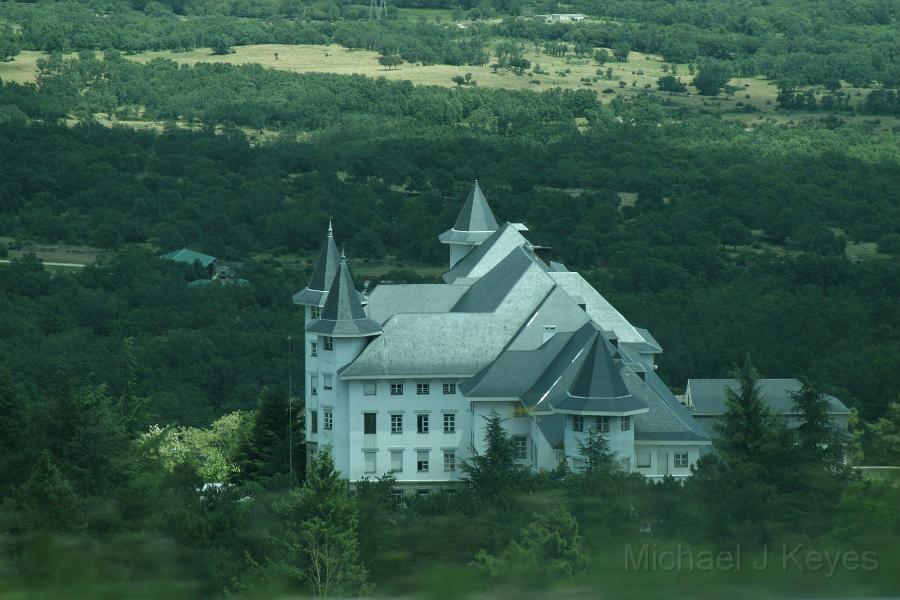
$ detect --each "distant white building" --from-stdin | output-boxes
[295,183,711,492]
[536,13,587,23]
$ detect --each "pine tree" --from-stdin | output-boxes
[690,356,787,545]
[0,365,27,491]
[461,410,527,505]
[577,425,619,478]
[264,449,370,597]
[236,387,303,485]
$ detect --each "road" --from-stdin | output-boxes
[0,258,86,268]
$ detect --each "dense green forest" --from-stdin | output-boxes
[1,0,899,597]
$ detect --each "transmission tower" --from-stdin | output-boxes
[369,0,387,21]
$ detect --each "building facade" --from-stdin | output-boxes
[295,183,711,491]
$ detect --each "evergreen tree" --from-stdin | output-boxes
[690,356,786,545]
[262,449,370,597]
[577,425,619,478]
[461,410,527,505]
[236,387,303,485]
[0,365,27,492]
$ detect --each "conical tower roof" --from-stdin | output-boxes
[553,332,648,415]
[293,221,340,307]
[570,334,631,400]
[454,181,499,232]
[439,181,500,246]
[306,258,382,337]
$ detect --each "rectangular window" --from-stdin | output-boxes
[310,341,318,357]
[323,336,333,351]
[621,416,631,431]
[390,383,404,396]
[513,404,528,417]
[417,489,430,497]
[391,414,403,434]
[443,450,456,471]
[324,409,333,431]
[674,452,689,468]
[391,450,403,473]
[417,383,430,395]
[417,450,429,472]
[443,413,455,434]
[597,416,610,433]
[637,451,652,468]
[311,306,321,319]
[311,410,318,434]
[364,382,377,396]
[573,415,584,432]
[442,382,456,395]
[417,414,429,434]
[364,412,376,435]
[513,436,528,459]
[310,374,318,396]
[364,451,376,473]
[323,374,333,390]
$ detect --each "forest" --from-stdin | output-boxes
[1,0,899,597]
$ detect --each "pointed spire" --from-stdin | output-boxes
[306,259,382,337]
[453,181,499,233]
[292,221,341,306]
[307,222,341,292]
[569,333,631,399]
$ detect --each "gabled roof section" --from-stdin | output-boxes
[340,312,521,378]
[505,285,591,351]
[450,246,552,314]
[306,258,382,337]
[293,221,341,307]
[439,182,499,246]
[686,378,850,416]
[366,283,469,324]
[548,271,660,352]
[616,345,709,442]
[160,248,216,268]
[443,223,532,283]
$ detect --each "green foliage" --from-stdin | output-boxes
[462,410,527,505]
[691,61,731,95]
[866,401,900,465]
[377,54,403,70]
[256,449,371,597]
[236,387,304,486]
[612,40,630,62]
[472,507,587,584]
[656,74,687,93]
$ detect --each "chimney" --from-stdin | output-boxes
[542,325,557,344]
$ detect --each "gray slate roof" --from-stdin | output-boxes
[443,223,532,283]
[366,283,469,324]
[306,259,382,337]
[686,379,850,415]
[438,182,499,246]
[293,222,341,307]
[548,271,661,352]
[451,246,550,313]
[569,334,631,400]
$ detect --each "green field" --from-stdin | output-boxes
[3,43,896,130]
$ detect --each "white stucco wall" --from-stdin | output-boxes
[633,443,702,479]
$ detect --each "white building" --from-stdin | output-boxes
[295,183,710,492]
[536,13,588,22]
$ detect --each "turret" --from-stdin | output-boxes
[293,220,340,322]
[439,181,499,268]
[305,255,382,475]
